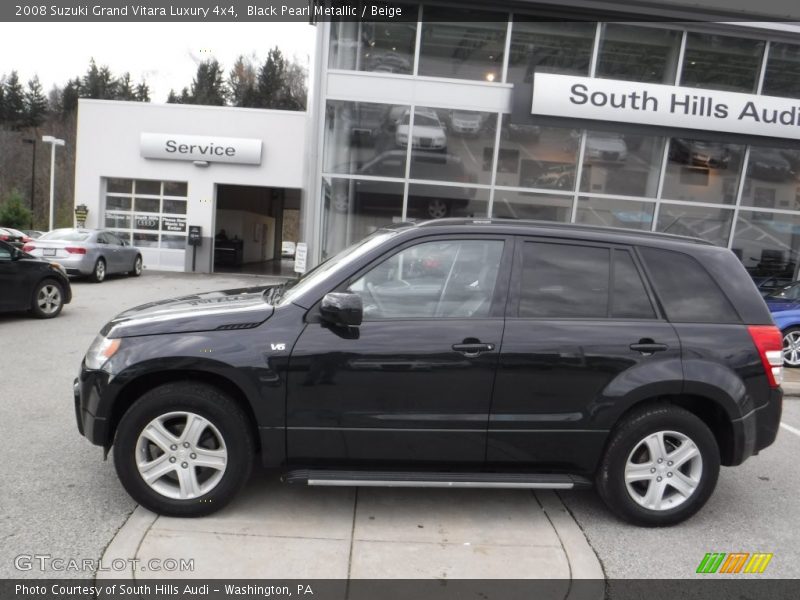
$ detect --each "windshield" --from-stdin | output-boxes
[40,229,91,242]
[767,283,800,300]
[276,229,399,306]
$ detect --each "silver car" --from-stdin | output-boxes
[23,229,142,283]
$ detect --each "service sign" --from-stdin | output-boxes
[531,73,800,141]
[141,133,262,165]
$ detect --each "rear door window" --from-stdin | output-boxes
[612,250,656,319]
[639,247,740,323]
[519,242,610,318]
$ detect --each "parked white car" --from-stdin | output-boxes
[396,108,447,150]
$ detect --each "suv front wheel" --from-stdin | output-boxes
[113,382,253,517]
[596,403,720,527]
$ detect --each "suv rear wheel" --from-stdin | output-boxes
[31,279,64,318]
[596,403,719,526]
[113,382,253,517]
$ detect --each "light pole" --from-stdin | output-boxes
[22,139,36,229]
[41,135,65,232]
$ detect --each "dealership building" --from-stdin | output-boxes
[74,1,800,282]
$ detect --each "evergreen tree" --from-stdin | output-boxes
[24,75,48,127]
[256,47,287,109]
[229,55,258,108]
[189,59,227,106]
[4,71,26,126]
[81,59,117,99]
[0,190,32,229]
[166,89,180,104]
[47,85,63,115]
[0,77,6,122]
[135,80,150,102]
[117,72,136,100]
[61,78,80,115]
[179,87,191,103]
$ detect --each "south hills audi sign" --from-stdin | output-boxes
[532,73,800,140]
[140,133,262,165]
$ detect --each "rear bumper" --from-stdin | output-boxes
[729,387,782,466]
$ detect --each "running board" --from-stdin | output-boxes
[283,470,591,490]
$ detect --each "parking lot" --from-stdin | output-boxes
[1,271,799,582]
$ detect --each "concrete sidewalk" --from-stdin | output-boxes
[98,473,603,590]
[783,367,800,396]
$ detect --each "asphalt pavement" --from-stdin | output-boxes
[0,271,276,579]
[560,397,800,579]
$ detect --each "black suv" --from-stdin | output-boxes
[74,220,783,526]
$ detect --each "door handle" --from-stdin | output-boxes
[629,341,668,355]
[452,342,495,358]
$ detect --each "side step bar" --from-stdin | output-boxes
[284,470,592,490]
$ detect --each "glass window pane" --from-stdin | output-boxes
[105,196,131,211]
[740,146,800,211]
[135,197,160,212]
[680,33,764,93]
[507,20,594,83]
[519,242,610,318]
[407,107,496,185]
[491,190,572,222]
[639,247,740,323]
[763,42,800,99]
[418,7,507,83]
[163,199,187,214]
[733,211,800,282]
[612,250,655,319]
[580,131,664,197]
[348,239,503,319]
[161,216,187,233]
[322,177,404,259]
[134,215,160,231]
[656,203,733,246]
[324,101,410,176]
[135,180,161,195]
[161,234,186,249]
[105,213,131,229]
[575,196,655,230]
[110,230,131,243]
[407,184,488,219]
[328,10,417,74]
[133,232,159,248]
[496,116,579,190]
[163,181,188,196]
[106,178,132,194]
[662,138,745,204]
[596,25,682,84]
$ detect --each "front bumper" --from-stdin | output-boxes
[74,364,113,447]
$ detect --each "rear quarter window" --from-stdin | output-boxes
[639,246,740,323]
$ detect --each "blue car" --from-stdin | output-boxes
[765,282,800,366]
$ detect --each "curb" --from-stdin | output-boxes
[96,505,158,580]
[538,491,605,600]
[782,382,800,396]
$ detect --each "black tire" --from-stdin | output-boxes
[30,278,64,319]
[596,403,720,527]
[89,257,106,283]
[781,326,800,367]
[113,382,254,517]
[129,254,143,277]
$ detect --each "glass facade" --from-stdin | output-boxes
[322,11,800,280]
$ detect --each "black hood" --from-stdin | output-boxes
[102,286,276,338]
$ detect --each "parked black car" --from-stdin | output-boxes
[0,240,72,318]
[75,220,783,526]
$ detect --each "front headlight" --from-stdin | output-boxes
[85,334,121,370]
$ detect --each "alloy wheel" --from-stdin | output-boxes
[37,284,62,315]
[624,430,703,511]
[95,260,106,282]
[782,330,800,366]
[134,256,142,275]
[135,411,228,500]
[427,199,449,219]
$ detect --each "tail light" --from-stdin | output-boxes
[65,247,87,254]
[22,243,35,252]
[0,234,8,241]
[748,325,783,388]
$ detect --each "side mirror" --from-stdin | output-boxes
[11,248,22,261]
[320,292,363,327]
